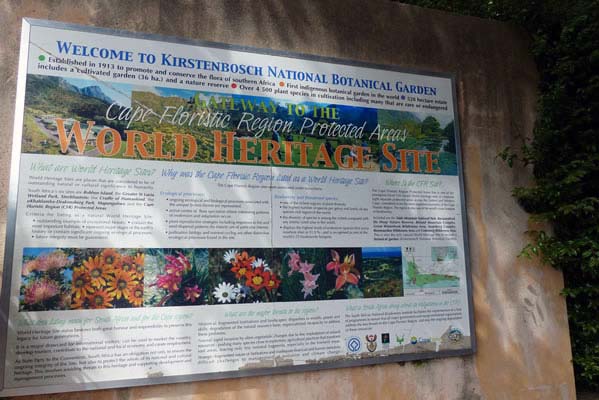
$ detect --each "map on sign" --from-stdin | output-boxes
[403,246,460,295]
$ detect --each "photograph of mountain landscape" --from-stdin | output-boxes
[21,74,129,156]
[361,247,404,297]
[20,74,458,175]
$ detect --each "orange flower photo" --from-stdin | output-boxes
[70,248,145,310]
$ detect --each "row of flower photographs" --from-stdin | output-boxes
[19,246,403,311]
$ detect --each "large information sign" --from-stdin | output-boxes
[0,19,474,395]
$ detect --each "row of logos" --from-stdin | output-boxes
[346,328,463,353]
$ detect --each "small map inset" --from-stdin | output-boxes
[403,246,460,295]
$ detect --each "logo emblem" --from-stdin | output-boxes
[347,336,361,353]
[396,335,405,345]
[410,336,418,344]
[381,333,390,350]
[366,334,377,352]
[448,328,463,342]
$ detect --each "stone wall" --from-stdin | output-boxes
[0,1,576,398]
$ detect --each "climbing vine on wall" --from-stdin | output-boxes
[399,0,599,389]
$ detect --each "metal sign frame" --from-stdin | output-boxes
[0,18,476,396]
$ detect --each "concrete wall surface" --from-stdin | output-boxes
[0,1,576,399]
